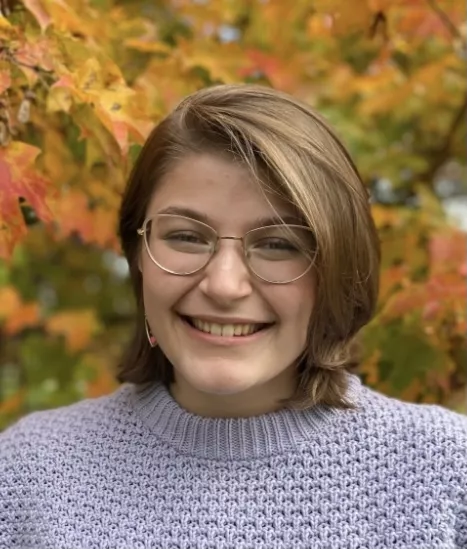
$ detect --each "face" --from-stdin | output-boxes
[140,153,316,417]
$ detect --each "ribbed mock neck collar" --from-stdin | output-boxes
[128,373,363,460]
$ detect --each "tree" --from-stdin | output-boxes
[0,0,465,428]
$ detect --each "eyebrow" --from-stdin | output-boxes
[155,206,305,228]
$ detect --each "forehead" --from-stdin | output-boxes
[146,153,301,227]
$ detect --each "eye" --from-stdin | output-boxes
[165,231,207,244]
[256,238,298,251]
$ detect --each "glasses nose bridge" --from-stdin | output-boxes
[214,235,247,253]
[218,235,244,242]
[210,235,248,269]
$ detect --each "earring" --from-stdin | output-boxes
[145,316,157,347]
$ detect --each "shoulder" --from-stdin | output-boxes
[0,384,133,460]
[360,384,467,434]
[355,385,467,466]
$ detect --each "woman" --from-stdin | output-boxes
[1,84,466,549]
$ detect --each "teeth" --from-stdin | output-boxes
[234,325,243,336]
[191,318,263,337]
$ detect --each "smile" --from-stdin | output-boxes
[182,316,272,337]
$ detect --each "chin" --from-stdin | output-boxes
[181,364,261,396]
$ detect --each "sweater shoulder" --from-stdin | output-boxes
[0,384,133,460]
[357,385,467,451]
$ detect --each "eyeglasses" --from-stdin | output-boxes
[137,214,317,284]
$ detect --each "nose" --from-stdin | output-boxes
[198,239,253,305]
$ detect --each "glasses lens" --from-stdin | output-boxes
[245,225,316,283]
[145,215,216,274]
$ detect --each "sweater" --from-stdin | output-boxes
[1,373,466,549]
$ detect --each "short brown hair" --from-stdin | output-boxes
[117,84,380,411]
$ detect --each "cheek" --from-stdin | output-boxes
[141,259,197,312]
[140,259,171,308]
[272,275,315,332]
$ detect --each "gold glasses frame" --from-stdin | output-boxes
[137,214,317,284]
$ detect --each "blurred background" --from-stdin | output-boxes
[0,0,466,430]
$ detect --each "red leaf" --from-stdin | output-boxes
[0,142,53,259]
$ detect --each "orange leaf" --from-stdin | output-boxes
[0,286,40,334]
[429,231,466,275]
[0,67,11,95]
[0,142,53,259]
[83,355,118,398]
[0,223,26,261]
[0,286,21,317]
[46,309,102,352]
[5,303,41,334]
[52,189,119,249]
[0,389,26,416]
[381,286,427,319]
[379,265,407,301]
[371,205,404,229]
[360,349,381,385]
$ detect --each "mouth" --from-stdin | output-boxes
[180,315,274,338]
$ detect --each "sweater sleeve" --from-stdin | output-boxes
[453,413,467,549]
[456,449,467,547]
[0,415,48,549]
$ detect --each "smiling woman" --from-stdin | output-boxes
[119,84,380,415]
[1,84,466,549]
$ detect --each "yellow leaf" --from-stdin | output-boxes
[313,0,374,33]
[41,0,95,36]
[46,309,102,352]
[47,85,73,113]
[0,16,17,39]
[370,205,404,229]
[124,39,172,55]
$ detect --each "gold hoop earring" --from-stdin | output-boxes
[145,316,157,348]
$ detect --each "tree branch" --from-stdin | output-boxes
[420,95,467,183]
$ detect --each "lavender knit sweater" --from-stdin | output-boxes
[1,373,466,549]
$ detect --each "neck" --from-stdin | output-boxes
[169,366,297,418]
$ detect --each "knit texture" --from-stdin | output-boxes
[1,373,466,549]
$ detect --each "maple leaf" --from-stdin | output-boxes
[0,142,53,260]
[46,309,102,352]
[49,59,152,155]
[0,285,40,333]
[51,188,119,250]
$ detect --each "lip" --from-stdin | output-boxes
[178,315,274,346]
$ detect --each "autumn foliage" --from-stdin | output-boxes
[0,0,465,427]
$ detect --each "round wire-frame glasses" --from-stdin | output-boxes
[136,214,317,284]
